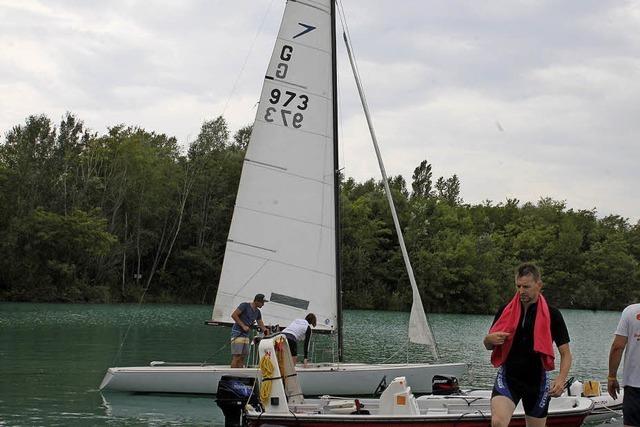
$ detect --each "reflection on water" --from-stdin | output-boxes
[101,392,222,425]
[0,303,625,426]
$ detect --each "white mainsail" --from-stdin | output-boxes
[212,0,337,332]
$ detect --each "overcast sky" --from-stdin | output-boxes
[2,0,639,222]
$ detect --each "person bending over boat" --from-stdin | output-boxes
[282,313,316,367]
[483,262,572,427]
[230,293,269,368]
[608,302,640,427]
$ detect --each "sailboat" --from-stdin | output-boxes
[100,0,467,396]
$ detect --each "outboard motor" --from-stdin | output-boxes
[431,375,460,395]
[216,375,259,427]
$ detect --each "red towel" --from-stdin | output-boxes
[489,293,555,371]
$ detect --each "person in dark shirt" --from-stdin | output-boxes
[483,263,572,427]
[230,293,269,368]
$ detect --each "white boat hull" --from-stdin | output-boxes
[244,395,594,427]
[100,362,468,395]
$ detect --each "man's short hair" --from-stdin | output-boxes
[516,262,541,282]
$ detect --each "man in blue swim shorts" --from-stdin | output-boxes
[483,263,572,427]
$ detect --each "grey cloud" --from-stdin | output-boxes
[1,0,638,221]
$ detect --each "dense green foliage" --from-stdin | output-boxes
[1,114,638,312]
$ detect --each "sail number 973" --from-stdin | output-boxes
[264,88,308,129]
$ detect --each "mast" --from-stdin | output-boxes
[330,0,343,362]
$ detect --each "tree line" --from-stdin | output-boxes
[1,114,638,313]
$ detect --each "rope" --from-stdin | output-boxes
[110,274,161,365]
[600,405,623,416]
[379,340,411,364]
[220,0,277,117]
[259,352,275,405]
[200,340,232,364]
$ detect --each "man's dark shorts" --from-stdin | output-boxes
[624,385,640,426]
[492,365,550,418]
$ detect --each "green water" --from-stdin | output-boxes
[0,303,623,426]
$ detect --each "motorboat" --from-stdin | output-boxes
[220,336,594,427]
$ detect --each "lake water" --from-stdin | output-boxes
[0,303,623,426]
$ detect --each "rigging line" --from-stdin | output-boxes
[379,340,411,364]
[597,404,622,415]
[202,340,232,364]
[220,0,277,117]
[110,280,154,365]
[407,336,410,364]
[111,224,170,365]
[230,257,270,299]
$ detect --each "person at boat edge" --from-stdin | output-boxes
[281,313,317,367]
[483,262,572,427]
[230,293,269,368]
[607,302,640,427]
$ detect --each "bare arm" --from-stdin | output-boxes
[483,332,510,350]
[231,308,249,332]
[302,326,312,365]
[549,343,572,397]
[608,334,627,399]
[257,318,268,334]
